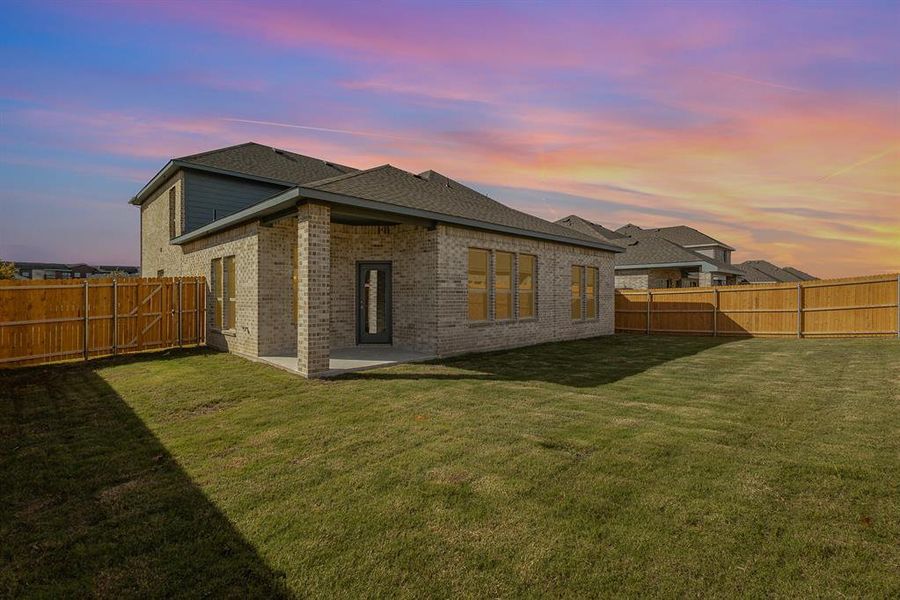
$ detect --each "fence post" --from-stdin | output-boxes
[178,278,183,348]
[896,273,899,338]
[713,287,719,337]
[196,279,201,345]
[83,279,89,360]
[646,290,652,335]
[797,283,803,339]
[112,279,118,356]
[136,279,143,352]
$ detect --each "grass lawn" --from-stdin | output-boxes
[1,335,898,598]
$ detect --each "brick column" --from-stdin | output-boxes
[698,272,713,287]
[297,202,331,376]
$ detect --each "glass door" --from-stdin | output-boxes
[356,262,392,344]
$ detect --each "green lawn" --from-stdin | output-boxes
[1,336,898,598]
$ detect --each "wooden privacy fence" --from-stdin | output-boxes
[0,276,206,368]
[616,273,900,338]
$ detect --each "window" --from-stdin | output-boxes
[212,256,236,330]
[168,187,176,239]
[518,254,535,319]
[224,256,236,330]
[494,252,513,320]
[212,258,222,329]
[467,248,489,321]
[571,266,582,319]
[585,267,598,318]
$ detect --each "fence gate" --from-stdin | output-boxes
[0,276,206,368]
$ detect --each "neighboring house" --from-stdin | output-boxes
[734,260,816,283]
[132,142,623,377]
[782,266,817,281]
[13,262,139,280]
[556,216,743,288]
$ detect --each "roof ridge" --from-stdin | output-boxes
[175,141,259,161]
[304,164,394,189]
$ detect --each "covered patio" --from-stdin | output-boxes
[255,198,440,377]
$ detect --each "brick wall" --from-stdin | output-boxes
[296,203,331,376]
[141,190,618,372]
[257,219,297,356]
[434,225,615,356]
[615,271,651,289]
[140,172,184,277]
[616,268,688,289]
[182,223,260,357]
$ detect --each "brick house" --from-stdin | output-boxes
[133,143,622,377]
[734,260,817,283]
[556,215,744,288]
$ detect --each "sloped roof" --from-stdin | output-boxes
[617,223,735,250]
[555,215,627,243]
[735,260,802,282]
[556,215,738,272]
[164,150,623,251]
[305,166,614,248]
[783,266,817,280]
[616,229,737,272]
[733,263,779,282]
[177,142,356,184]
[131,142,358,205]
[13,262,70,270]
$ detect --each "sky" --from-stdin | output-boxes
[0,0,897,277]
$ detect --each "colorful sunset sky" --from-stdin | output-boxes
[1,0,897,276]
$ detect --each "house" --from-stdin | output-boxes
[555,216,743,288]
[782,266,817,281]
[132,142,622,377]
[95,265,140,277]
[12,262,138,280]
[734,260,816,283]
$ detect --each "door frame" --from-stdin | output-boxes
[356,261,392,345]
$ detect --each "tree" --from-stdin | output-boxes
[0,259,16,280]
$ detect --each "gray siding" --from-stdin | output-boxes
[183,169,287,233]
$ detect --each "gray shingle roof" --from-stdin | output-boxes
[736,260,803,282]
[305,166,613,248]
[732,260,800,282]
[556,215,627,243]
[556,215,738,272]
[617,224,734,250]
[733,263,778,282]
[177,142,356,185]
[783,266,817,280]
[616,230,736,271]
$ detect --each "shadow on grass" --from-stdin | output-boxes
[337,334,736,387]
[0,360,293,598]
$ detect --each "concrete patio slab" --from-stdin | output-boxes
[258,346,435,377]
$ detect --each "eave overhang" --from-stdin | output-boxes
[170,186,625,253]
[616,261,743,275]
[129,160,294,206]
